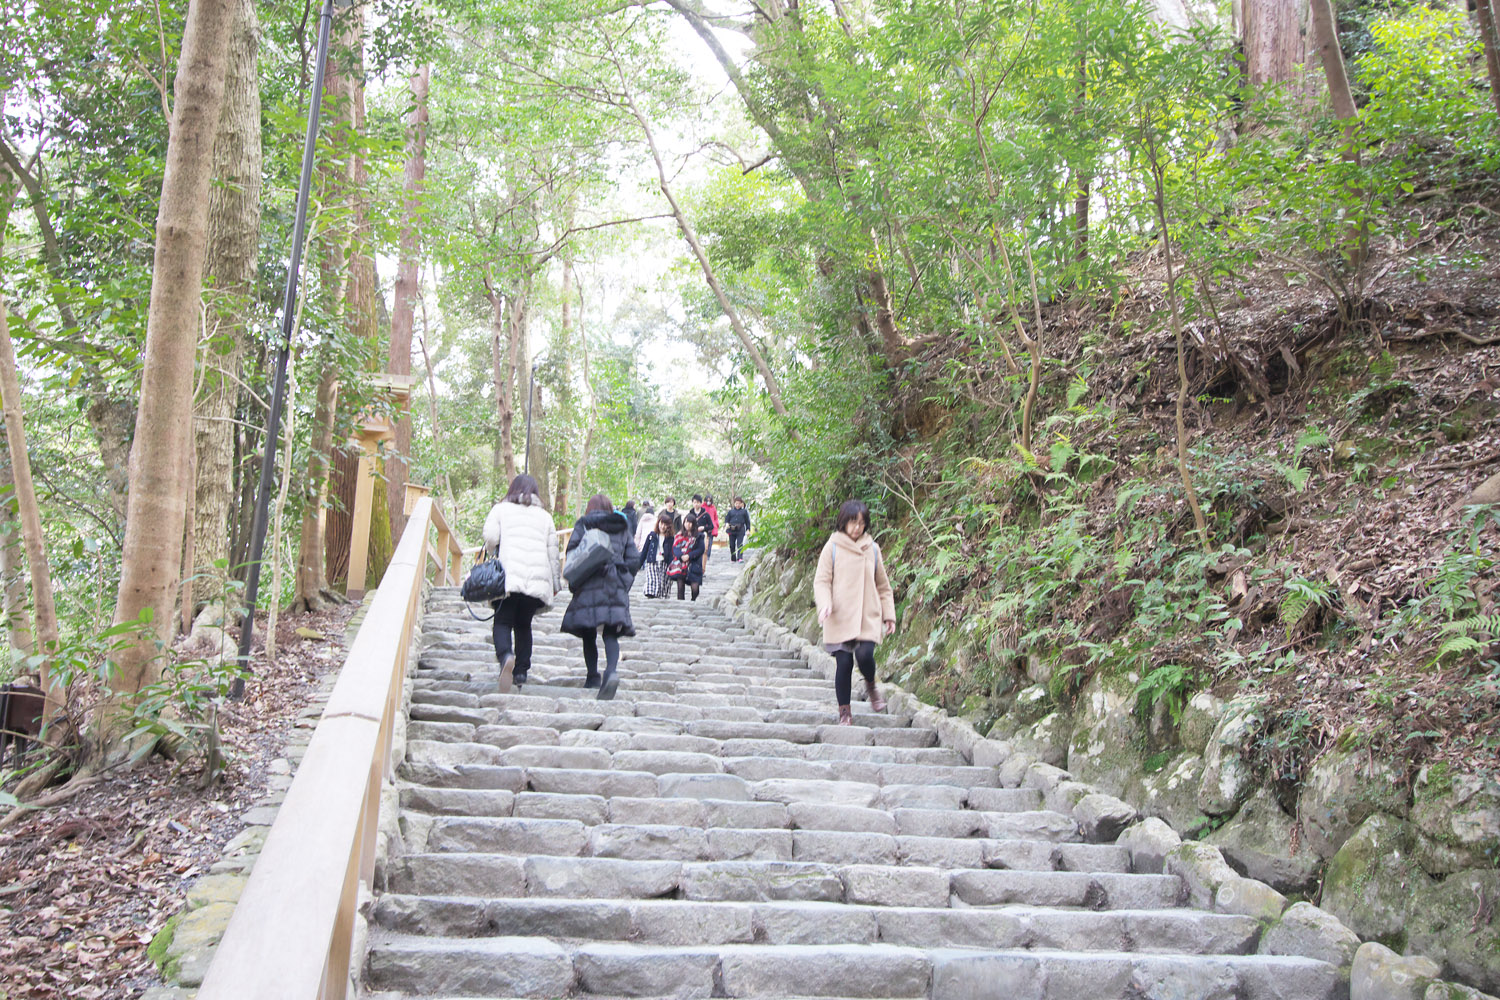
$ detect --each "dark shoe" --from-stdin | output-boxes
[837,705,853,726]
[597,666,619,701]
[513,669,528,688]
[584,671,601,690]
[865,679,886,713]
[498,654,516,694]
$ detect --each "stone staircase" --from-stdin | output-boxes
[365,564,1344,1000]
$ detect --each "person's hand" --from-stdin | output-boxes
[883,619,896,636]
[819,606,831,623]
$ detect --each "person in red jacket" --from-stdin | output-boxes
[700,493,720,570]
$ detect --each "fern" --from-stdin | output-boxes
[1428,614,1500,667]
[1441,614,1500,638]
[1280,577,1334,633]
[1066,376,1089,409]
[1294,427,1330,459]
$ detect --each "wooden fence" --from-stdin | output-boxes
[197,496,463,1000]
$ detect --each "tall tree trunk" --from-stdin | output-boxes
[488,288,517,481]
[508,284,530,479]
[338,4,391,586]
[194,0,262,610]
[867,264,902,361]
[1074,49,1090,267]
[387,64,429,539]
[293,355,340,611]
[0,301,59,706]
[292,10,354,612]
[1308,0,1357,124]
[0,444,32,657]
[109,0,235,706]
[552,252,575,516]
[1479,0,1500,117]
[1242,0,1312,92]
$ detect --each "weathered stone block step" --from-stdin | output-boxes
[399,762,1039,811]
[398,791,1118,869]
[410,697,928,739]
[407,735,971,772]
[383,854,1174,909]
[365,937,1339,999]
[373,896,1261,954]
[407,724,961,765]
[418,812,1083,863]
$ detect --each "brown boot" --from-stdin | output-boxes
[837,705,854,726]
[865,679,886,713]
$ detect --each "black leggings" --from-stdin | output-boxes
[676,579,700,601]
[581,630,620,677]
[492,600,538,672]
[833,641,877,706]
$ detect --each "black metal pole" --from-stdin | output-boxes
[522,362,538,476]
[232,0,337,699]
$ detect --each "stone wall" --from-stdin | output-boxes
[736,549,1500,996]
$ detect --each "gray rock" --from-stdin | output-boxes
[1178,691,1224,754]
[718,943,931,998]
[1260,901,1362,967]
[1352,941,1441,1000]
[364,936,574,996]
[1406,868,1500,994]
[1117,817,1182,874]
[1196,697,1263,817]
[1010,711,1072,768]
[1322,813,1428,945]
[574,943,718,998]
[1074,793,1138,843]
[523,856,682,899]
[1207,787,1322,895]
[1130,753,1213,836]
[1411,767,1500,875]
[1008,684,1053,727]
[1213,875,1286,920]
[1065,673,1143,797]
[839,864,950,907]
[1166,841,1237,909]
[1298,748,1410,859]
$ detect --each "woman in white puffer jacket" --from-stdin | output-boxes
[482,473,561,691]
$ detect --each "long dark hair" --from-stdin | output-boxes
[656,511,675,533]
[504,473,543,506]
[835,499,870,534]
[585,493,613,515]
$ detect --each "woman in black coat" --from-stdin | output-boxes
[673,514,707,602]
[561,494,638,700]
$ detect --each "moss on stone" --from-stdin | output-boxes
[147,914,180,973]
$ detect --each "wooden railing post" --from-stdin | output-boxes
[198,496,463,1000]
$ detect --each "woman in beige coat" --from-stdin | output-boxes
[813,500,896,725]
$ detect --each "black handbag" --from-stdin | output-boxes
[461,557,507,617]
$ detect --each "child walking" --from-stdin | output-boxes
[813,500,896,725]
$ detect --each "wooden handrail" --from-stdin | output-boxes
[197,497,462,1000]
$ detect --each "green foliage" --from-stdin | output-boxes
[1280,577,1336,634]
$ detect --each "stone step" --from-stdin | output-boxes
[398,762,1037,812]
[404,740,978,779]
[382,855,1175,909]
[400,797,1115,870]
[405,725,961,765]
[373,896,1262,954]
[364,936,1342,999]
[416,812,1083,862]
